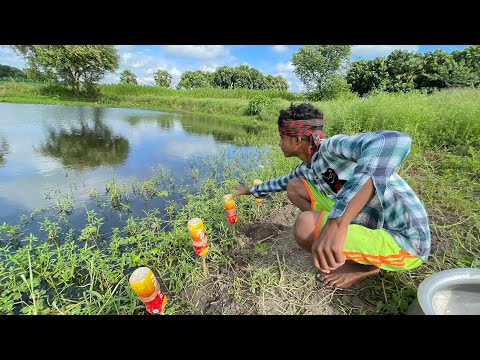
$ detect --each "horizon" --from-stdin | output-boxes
[0,45,471,92]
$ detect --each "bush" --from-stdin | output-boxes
[246,96,273,115]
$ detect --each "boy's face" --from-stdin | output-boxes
[279,134,300,157]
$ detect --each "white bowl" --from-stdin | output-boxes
[407,268,480,315]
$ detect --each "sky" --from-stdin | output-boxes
[0,45,471,92]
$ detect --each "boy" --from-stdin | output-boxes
[232,103,430,289]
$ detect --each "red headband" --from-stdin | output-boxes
[278,118,325,155]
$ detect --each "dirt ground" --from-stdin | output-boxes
[182,200,364,315]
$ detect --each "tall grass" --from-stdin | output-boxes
[98,83,305,101]
[316,89,480,153]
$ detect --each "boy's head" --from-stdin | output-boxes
[277,103,325,156]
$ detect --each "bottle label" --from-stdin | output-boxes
[144,290,167,314]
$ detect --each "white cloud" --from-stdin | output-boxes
[273,61,304,92]
[276,61,294,72]
[121,52,133,61]
[272,45,288,53]
[0,45,26,69]
[144,68,156,75]
[131,61,147,69]
[162,45,229,59]
[351,45,420,59]
[140,76,154,84]
[170,67,182,78]
[166,138,217,159]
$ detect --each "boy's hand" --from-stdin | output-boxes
[232,185,251,198]
[311,218,347,273]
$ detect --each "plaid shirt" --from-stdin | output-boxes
[250,130,431,261]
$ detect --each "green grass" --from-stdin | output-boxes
[0,82,478,315]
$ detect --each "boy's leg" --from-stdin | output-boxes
[294,179,423,289]
[286,178,314,211]
[315,215,423,288]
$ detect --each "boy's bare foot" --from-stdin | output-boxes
[316,260,380,289]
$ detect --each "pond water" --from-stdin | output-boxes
[0,102,268,240]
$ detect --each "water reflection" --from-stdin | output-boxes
[125,112,261,143]
[37,107,130,170]
[0,136,9,166]
[0,103,267,228]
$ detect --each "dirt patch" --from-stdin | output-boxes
[182,200,345,315]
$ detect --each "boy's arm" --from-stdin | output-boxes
[312,177,375,273]
[322,130,412,222]
[233,164,304,199]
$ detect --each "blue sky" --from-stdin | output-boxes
[0,45,471,92]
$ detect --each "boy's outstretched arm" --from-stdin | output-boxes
[232,185,251,197]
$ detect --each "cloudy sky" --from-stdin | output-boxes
[0,45,471,92]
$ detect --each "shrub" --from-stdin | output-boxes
[246,96,273,115]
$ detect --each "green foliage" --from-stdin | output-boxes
[347,46,480,97]
[384,50,423,92]
[119,69,137,85]
[247,96,273,115]
[292,45,352,100]
[177,70,213,89]
[211,64,289,91]
[0,64,26,80]
[306,74,351,101]
[347,58,390,96]
[264,74,288,92]
[39,84,75,98]
[153,69,172,88]
[12,45,119,96]
[253,242,268,254]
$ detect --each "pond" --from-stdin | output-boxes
[0,102,268,241]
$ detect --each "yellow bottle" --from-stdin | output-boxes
[253,179,263,203]
[129,267,167,314]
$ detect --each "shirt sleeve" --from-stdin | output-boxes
[249,163,304,198]
[324,130,412,220]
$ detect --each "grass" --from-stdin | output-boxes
[0,82,479,315]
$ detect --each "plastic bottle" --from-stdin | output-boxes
[129,266,167,314]
[222,194,237,224]
[187,217,209,256]
[253,179,263,203]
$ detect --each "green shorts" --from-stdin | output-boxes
[300,178,423,271]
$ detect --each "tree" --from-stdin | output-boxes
[153,69,172,87]
[291,45,351,100]
[24,64,58,83]
[452,45,480,86]
[212,66,235,89]
[384,50,423,92]
[0,65,26,80]
[347,58,389,96]
[177,70,213,89]
[120,69,137,84]
[417,50,459,89]
[233,65,266,89]
[264,74,289,91]
[11,45,119,96]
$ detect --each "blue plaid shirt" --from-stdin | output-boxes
[250,130,431,261]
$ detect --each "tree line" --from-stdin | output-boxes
[118,65,289,91]
[2,45,479,100]
[346,46,480,97]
